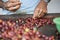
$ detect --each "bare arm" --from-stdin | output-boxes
[33,0,51,19]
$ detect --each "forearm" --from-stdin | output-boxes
[36,0,47,8]
[44,0,51,3]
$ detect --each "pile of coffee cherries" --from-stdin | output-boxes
[0,17,55,40]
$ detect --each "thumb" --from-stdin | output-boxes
[33,8,40,19]
[33,11,38,19]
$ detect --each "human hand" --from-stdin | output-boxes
[33,0,47,19]
[4,0,21,12]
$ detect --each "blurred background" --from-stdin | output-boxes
[48,0,60,13]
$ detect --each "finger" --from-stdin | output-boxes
[38,8,43,15]
[8,5,20,11]
[33,8,40,19]
[40,8,47,17]
[43,8,47,13]
[7,2,21,8]
[38,8,43,17]
[38,10,45,18]
[33,11,38,19]
[7,2,21,7]
[39,12,45,18]
[9,0,20,2]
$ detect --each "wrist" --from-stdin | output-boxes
[41,0,48,6]
[43,0,51,3]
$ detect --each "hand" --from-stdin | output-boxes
[9,0,19,2]
[33,0,47,19]
[4,0,21,12]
